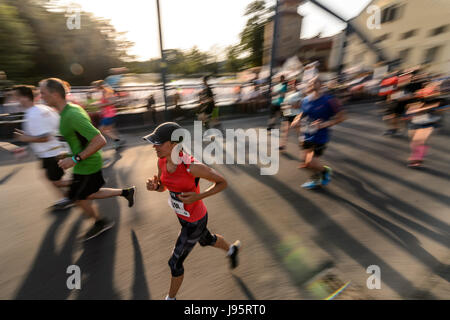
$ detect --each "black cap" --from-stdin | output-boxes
[142,122,182,145]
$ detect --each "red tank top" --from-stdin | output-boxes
[101,97,116,118]
[159,153,207,222]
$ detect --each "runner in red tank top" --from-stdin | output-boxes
[143,122,241,300]
[92,80,125,150]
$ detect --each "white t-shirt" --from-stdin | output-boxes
[23,105,67,158]
[302,66,318,83]
[282,91,303,116]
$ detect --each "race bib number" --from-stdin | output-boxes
[301,118,318,134]
[168,192,190,218]
[379,86,394,95]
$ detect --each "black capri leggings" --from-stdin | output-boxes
[168,213,217,277]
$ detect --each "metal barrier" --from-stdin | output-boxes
[0,82,270,139]
[68,82,261,111]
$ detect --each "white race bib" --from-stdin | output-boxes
[301,118,318,134]
[391,91,404,100]
[168,192,190,218]
[379,86,394,94]
[411,114,441,125]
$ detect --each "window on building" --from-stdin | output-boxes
[429,25,448,36]
[398,48,411,64]
[423,46,441,64]
[401,29,417,40]
[381,4,404,23]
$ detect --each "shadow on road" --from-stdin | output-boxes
[230,163,434,299]
[0,166,22,185]
[221,177,330,298]
[14,211,82,299]
[232,275,256,300]
[73,161,126,300]
[332,170,450,238]
[319,177,450,285]
[331,147,450,207]
[14,157,135,299]
[131,230,151,300]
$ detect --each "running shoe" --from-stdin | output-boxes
[301,174,321,189]
[407,160,423,168]
[382,129,396,136]
[114,139,126,150]
[321,166,332,186]
[83,218,115,242]
[102,158,112,168]
[52,197,74,210]
[228,240,241,269]
[124,186,136,207]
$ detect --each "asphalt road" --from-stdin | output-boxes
[0,102,449,300]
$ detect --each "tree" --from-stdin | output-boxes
[3,0,134,85]
[224,45,244,73]
[238,0,274,68]
[0,3,36,81]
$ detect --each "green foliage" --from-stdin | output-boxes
[1,0,133,85]
[238,0,274,68]
[126,47,222,76]
[0,0,274,83]
[0,2,36,81]
[224,45,244,73]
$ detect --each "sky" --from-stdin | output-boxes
[57,0,372,61]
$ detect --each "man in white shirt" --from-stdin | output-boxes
[302,61,319,84]
[12,85,72,209]
[279,79,303,150]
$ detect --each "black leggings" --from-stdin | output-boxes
[168,213,217,277]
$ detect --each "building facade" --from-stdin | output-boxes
[263,0,303,67]
[343,0,450,75]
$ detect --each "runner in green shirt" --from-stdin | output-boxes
[59,103,103,175]
[39,78,136,241]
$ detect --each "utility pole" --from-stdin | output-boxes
[268,0,281,105]
[156,0,169,121]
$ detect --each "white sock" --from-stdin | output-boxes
[227,245,235,256]
[165,295,176,300]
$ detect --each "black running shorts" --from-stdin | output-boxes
[41,157,65,181]
[302,141,327,157]
[68,170,105,201]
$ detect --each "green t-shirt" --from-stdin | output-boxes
[84,98,99,113]
[59,103,102,175]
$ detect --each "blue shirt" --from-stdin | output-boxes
[301,94,341,144]
[271,83,288,106]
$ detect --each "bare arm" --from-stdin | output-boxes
[178,163,227,204]
[191,163,227,199]
[146,161,167,192]
[319,110,347,129]
[78,133,106,160]
[14,129,51,143]
[58,133,106,169]
[405,102,442,115]
[319,98,347,129]
[290,112,303,128]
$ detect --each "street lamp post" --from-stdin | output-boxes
[156,0,169,121]
[268,0,281,106]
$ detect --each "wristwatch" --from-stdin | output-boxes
[74,154,82,162]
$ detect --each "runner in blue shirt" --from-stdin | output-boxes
[291,76,346,189]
